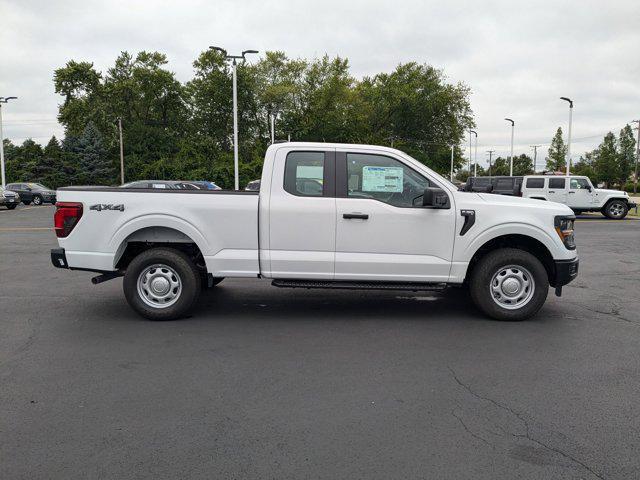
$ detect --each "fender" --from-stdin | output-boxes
[109,214,211,267]
[458,221,563,263]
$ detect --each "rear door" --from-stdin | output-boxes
[547,177,568,204]
[267,148,336,279]
[334,150,456,282]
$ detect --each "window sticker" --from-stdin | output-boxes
[296,165,324,181]
[362,166,403,192]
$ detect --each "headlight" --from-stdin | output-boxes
[555,215,576,250]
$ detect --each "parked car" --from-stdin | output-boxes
[121,180,221,190]
[245,179,261,191]
[463,175,635,220]
[461,176,523,195]
[51,142,579,322]
[0,185,20,209]
[521,175,635,219]
[5,182,56,205]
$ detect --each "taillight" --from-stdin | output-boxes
[54,202,83,238]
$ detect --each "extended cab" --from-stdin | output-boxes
[51,143,579,321]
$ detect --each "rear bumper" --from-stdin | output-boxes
[51,248,69,269]
[551,257,579,287]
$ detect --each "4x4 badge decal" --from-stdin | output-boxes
[90,204,124,212]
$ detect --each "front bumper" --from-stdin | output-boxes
[627,201,637,208]
[1,196,20,205]
[551,257,579,288]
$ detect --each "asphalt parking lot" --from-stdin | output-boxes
[1,204,639,479]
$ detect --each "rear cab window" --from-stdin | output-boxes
[284,151,327,197]
[549,178,566,189]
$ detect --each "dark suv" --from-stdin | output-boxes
[461,176,523,196]
[5,182,57,205]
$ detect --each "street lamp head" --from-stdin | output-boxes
[504,118,514,125]
[209,46,227,56]
[242,49,259,56]
[560,97,573,107]
[469,130,477,136]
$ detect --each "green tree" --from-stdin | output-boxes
[618,124,636,185]
[73,122,114,185]
[546,127,567,172]
[572,152,597,181]
[594,132,618,187]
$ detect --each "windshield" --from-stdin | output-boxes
[31,183,49,190]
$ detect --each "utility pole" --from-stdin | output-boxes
[530,145,542,172]
[470,130,477,177]
[505,118,515,176]
[450,145,454,181]
[210,46,259,190]
[560,97,573,175]
[0,96,18,187]
[270,113,275,144]
[117,118,124,185]
[633,120,640,194]
[486,150,495,177]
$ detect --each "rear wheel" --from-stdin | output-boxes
[470,248,549,321]
[6,204,17,210]
[123,248,201,320]
[602,200,628,220]
[22,200,31,205]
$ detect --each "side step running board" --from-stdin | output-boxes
[272,279,447,292]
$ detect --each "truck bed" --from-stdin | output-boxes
[55,187,260,277]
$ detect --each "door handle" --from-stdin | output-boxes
[343,213,369,220]
[568,191,576,194]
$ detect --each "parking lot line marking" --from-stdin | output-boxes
[0,227,53,231]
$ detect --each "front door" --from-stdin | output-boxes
[267,148,337,279]
[334,151,456,283]
[567,177,593,209]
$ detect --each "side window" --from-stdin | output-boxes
[549,178,566,189]
[496,178,513,190]
[570,178,589,189]
[526,178,545,189]
[284,152,325,197]
[346,153,430,207]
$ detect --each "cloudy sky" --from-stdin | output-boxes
[1,0,638,168]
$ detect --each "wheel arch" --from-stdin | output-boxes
[464,233,556,284]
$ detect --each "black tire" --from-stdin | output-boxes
[469,248,549,321]
[32,195,43,206]
[602,199,628,220]
[123,247,201,320]
[6,204,17,210]
[22,200,31,205]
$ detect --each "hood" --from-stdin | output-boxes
[474,192,574,215]
[595,188,627,197]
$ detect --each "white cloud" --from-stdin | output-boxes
[1,0,638,167]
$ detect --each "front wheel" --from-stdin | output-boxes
[6,204,17,210]
[469,248,549,321]
[32,195,43,206]
[602,200,628,220]
[123,248,201,320]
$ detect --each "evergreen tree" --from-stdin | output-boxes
[73,122,114,185]
[618,124,636,186]
[546,127,567,172]
[594,132,618,187]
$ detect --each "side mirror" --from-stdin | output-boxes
[422,187,451,209]
[24,186,32,191]
[586,185,592,192]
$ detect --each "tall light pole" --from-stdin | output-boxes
[117,118,124,185]
[530,145,542,172]
[632,120,639,194]
[560,97,573,176]
[450,145,454,181]
[210,46,259,190]
[487,150,495,177]
[470,130,477,177]
[504,118,515,176]
[468,130,473,175]
[0,96,17,187]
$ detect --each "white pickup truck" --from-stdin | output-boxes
[51,142,579,321]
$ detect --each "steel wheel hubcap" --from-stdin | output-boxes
[137,264,182,309]
[490,265,535,310]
